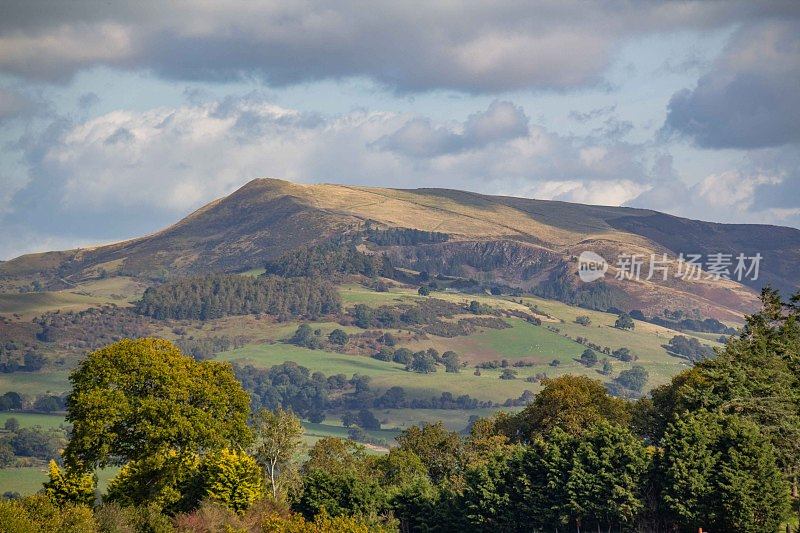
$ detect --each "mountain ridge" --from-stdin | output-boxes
[2,177,798,320]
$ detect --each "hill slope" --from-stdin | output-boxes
[3,178,798,319]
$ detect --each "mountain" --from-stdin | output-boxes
[3,178,799,320]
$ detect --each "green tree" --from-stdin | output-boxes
[499,375,630,441]
[417,286,430,296]
[580,348,597,366]
[614,313,635,330]
[396,422,462,485]
[442,351,461,373]
[251,407,304,500]
[295,469,384,521]
[328,329,349,346]
[563,421,649,530]
[65,338,251,471]
[615,365,648,392]
[659,410,790,532]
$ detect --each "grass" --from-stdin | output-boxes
[0,371,70,397]
[0,292,109,319]
[338,283,418,307]
[216,343,542,403]
[0,466,120,497]
[407,317,585,363]
[0,412,68,430]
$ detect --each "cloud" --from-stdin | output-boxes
[629,146,800,228]
[375,101,528,157]
[1,96,659,258]
[0,1,795,93]
[663,20,800,149]
[0,87,35,122]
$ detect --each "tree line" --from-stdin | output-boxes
[135,274,341,320]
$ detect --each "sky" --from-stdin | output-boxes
[0,1,799,260]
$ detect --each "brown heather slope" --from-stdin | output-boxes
[2,178,798,320]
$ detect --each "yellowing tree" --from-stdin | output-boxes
[199,448,265,512]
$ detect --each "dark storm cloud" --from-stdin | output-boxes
[1,1,797,93]
[663,20,800,149]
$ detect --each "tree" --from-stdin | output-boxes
[0,442,14,467]
[563,422,649,529]
[357,409,381,431]
[392,348,413,365]
[407,351,437,373]
[575,315,591,326]
[442,351,461,373]
[0,391,22,411]
[64,339,252,471]
[615,365,648,392]
[580,348,597,366]
[461,422,649,531]
[4,417,19,432]
[341,411,357,428]
[328,328,349,346]
[396,422,462,484]
[303,437,367,477]
[601,358,613,375]
[499,375,631,441]
[499,369,517,380]
[296,469,384,520]
[251,408,304,500]
[614,313,635,330]
[43,460,96,506]
[417,286,430,296]
[659,410,790,532]
[197,448,265,512]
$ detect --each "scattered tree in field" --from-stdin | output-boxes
[580,348,598,366]
[442,351,461,373]
[499,369,517,380]
[614,313,635,330]
[356,409,381,431]
[418,286,431,296]
[575,315,591,326]
[328,328,349,346]
[615,365,649,392]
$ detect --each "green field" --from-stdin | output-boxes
[0,412,68,430]
[0,466,120,497]
[0,371,70,397]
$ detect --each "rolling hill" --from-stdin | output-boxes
[2,177,799,320]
